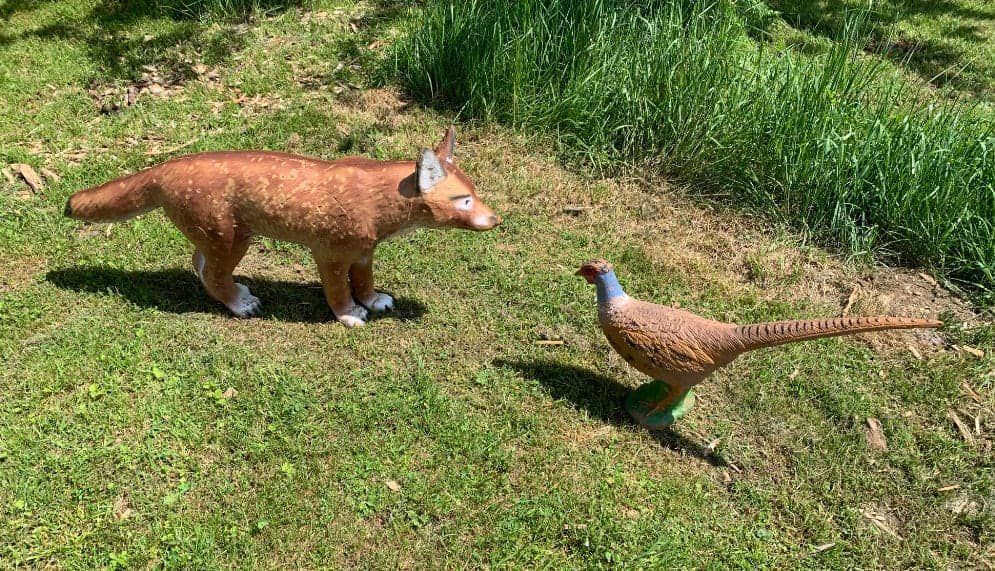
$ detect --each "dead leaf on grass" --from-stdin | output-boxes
[12,164,43,193]
[62,150,89,164]
[811,542,836,553]
[39,167,61,183]
[961,381,982,403]
[385,479,401,492]
[222,387,238,399]
[113,496,133,521]
[955,345,985,359]
[948,410,976,445]
[841,286,859,317]
[865,417,888,452]
[860,507,901,539]
[1,167,16,186]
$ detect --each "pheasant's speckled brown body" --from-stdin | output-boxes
[600,295,939,394]
[577,259,943,427]
[600,296,739,391]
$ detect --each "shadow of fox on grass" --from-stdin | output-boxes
[46,267,426,324]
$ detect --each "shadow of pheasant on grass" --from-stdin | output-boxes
[494,359,730,467]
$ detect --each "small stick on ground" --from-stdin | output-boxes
[841,286,859,317]
[948,411,976,445]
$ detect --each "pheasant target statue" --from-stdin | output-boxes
[576,260,942,429]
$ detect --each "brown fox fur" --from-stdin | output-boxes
[65,127,501,326]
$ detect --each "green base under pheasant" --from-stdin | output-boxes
[625,381,696,429]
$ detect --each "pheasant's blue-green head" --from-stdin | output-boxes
[576,259,626,302]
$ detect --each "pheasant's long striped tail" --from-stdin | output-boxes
[732,316,942,351]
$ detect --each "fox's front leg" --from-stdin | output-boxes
[350,253,394,313]
[312,249,368,327]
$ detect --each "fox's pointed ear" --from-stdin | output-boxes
[417,148,447,192]
[434,125,456,164]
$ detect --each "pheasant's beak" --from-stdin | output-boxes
[575,269,596,284]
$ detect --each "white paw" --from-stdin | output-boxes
[227,283,262,318]
[337,304,367,327]
[361,292,394,313]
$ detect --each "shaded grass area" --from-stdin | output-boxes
[390,0,995,298]
[0,0,260,86]
[0,0,313,21]
[152,0,313,20]
[1,0,993,567]
[766,0,995,96]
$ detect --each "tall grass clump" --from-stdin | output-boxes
[391,0,995,293]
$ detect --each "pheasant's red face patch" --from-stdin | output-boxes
[576,259,613,283]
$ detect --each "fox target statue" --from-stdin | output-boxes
[65,127,501,326]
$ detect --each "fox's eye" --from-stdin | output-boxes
[454,196,473,211]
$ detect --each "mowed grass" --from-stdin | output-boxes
[1,1,994,567]
[390,0,995,296]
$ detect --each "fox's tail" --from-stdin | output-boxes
[64,169,160,222]
[731,316,942,351]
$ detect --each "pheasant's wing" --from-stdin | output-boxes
[607,299,740,377]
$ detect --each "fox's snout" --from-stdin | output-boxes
[471,212,501,231]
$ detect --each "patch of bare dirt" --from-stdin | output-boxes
[0,257,44,293]
[223,89,286,117]
[88,65,184,114]
[338,88,414,128]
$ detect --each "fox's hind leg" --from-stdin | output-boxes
[349,252,393,313]
[159,196,259,318]
[191,234,259,317]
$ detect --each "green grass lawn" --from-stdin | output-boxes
[1,1,993,567]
